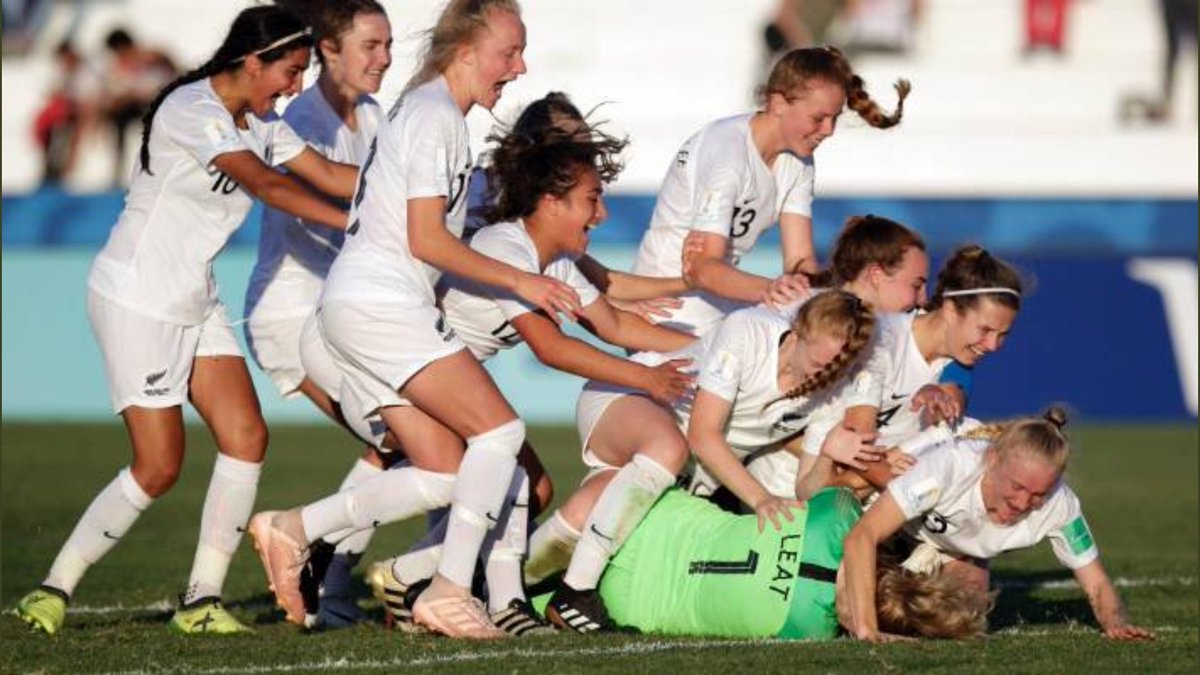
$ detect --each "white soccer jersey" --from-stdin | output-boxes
[439,221,601,361]
[321,76,473,307]
[632,114,815,336]
[245,87,382,321]
[887,438,1100,570]
[88,78,307,324]
[800,311,952,455]
[668,306,830,456]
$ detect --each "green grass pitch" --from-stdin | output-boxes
[2,422,1197,673]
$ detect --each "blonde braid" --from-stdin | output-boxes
[764,291,876,410]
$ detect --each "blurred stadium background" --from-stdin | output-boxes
[2,0,1197,426]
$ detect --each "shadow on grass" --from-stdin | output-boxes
[990,569,1096,630]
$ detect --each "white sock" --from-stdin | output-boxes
[327,458,384,556]
[524,511,581,586]
[184,454,261,604]
[437,420,523,589]
[300,466,454,543]
[391,508,448,585]
[482,467,529,612]
[45,467,153,596]
[563,454,674,591]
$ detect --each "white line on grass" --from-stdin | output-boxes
[92,626,1193,675]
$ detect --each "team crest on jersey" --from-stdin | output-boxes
[905,477,942,513]
[675,150,689,168]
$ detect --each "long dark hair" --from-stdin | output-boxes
[138,5,312,174]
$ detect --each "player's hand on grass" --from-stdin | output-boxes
[642,358,695,406]
[753,495,801,532]
[885,449,916,476]
[517,272,582,324]
[912,384,963,427]
[1103,624,1155,641]
[820,425,883,470]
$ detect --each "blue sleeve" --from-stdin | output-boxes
[939,362,974,402]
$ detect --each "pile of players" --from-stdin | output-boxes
[14,0,1153,643]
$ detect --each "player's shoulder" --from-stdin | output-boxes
[716,306,788,346]
[159,79,222,118]
[470,221,532,261]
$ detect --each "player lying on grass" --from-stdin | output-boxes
[251,108,695,636]
[839,407,1156,642]
[531,487,991,640]
[529,290,878,632]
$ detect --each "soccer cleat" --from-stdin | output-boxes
[545,584,615,634]
[168,596,252,635]
[489,598,558,636]
[13,586,68,636]
[412,593,508,640]
[365,561,426,634]
[248,510,310,625]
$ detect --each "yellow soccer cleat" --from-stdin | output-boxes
[13,586,68,636]
[168,596,252,635]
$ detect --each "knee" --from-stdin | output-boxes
[468,418,525,457]
[642,438,690,475]
[532,473,554,515]
[221,417,269,462]
[131,457,183,497]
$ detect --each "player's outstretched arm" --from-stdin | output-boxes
[213,150,348,230]
[1073,559,1156,640]
[283,147,358,201]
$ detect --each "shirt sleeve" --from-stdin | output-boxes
[688,150,744,237]
[472,228,540,322]
[555,258,602,309]
[266,116,309,167]
[776,155,815,218]
[163,94,249,168]
[1045,490,1100,569]
[887,447,957,519]
[695,313,756,402]
[403,102,462,200]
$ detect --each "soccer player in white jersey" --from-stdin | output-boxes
[244,0,584,639]
[841,408,1155,642]
[632,46,910,337]
[239,0,392,630]
[12,6,363,637]
[783,245,1027,501]
[280,115,695,635]
[534,291,877,632]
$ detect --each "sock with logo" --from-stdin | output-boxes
[562,454,674,591]
[323,457,384,556]
[300,467,455,543]
[183,454,261,604]
[436,420,523,589]
[45,467,154,597]
[482,467,530,612]
[524,510,581,587]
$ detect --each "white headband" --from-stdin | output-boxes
[232,28,312,63]
[943,287,1022,299]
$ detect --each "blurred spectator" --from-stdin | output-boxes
[1119,0,1198,124]
[1024,0,1071,56]
[840,0,922,56]
[32,40,102,184]
[2,0,52,53]
[763,0,921,59]
[101,28,177,185]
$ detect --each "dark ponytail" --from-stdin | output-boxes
[138,5,312,174]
